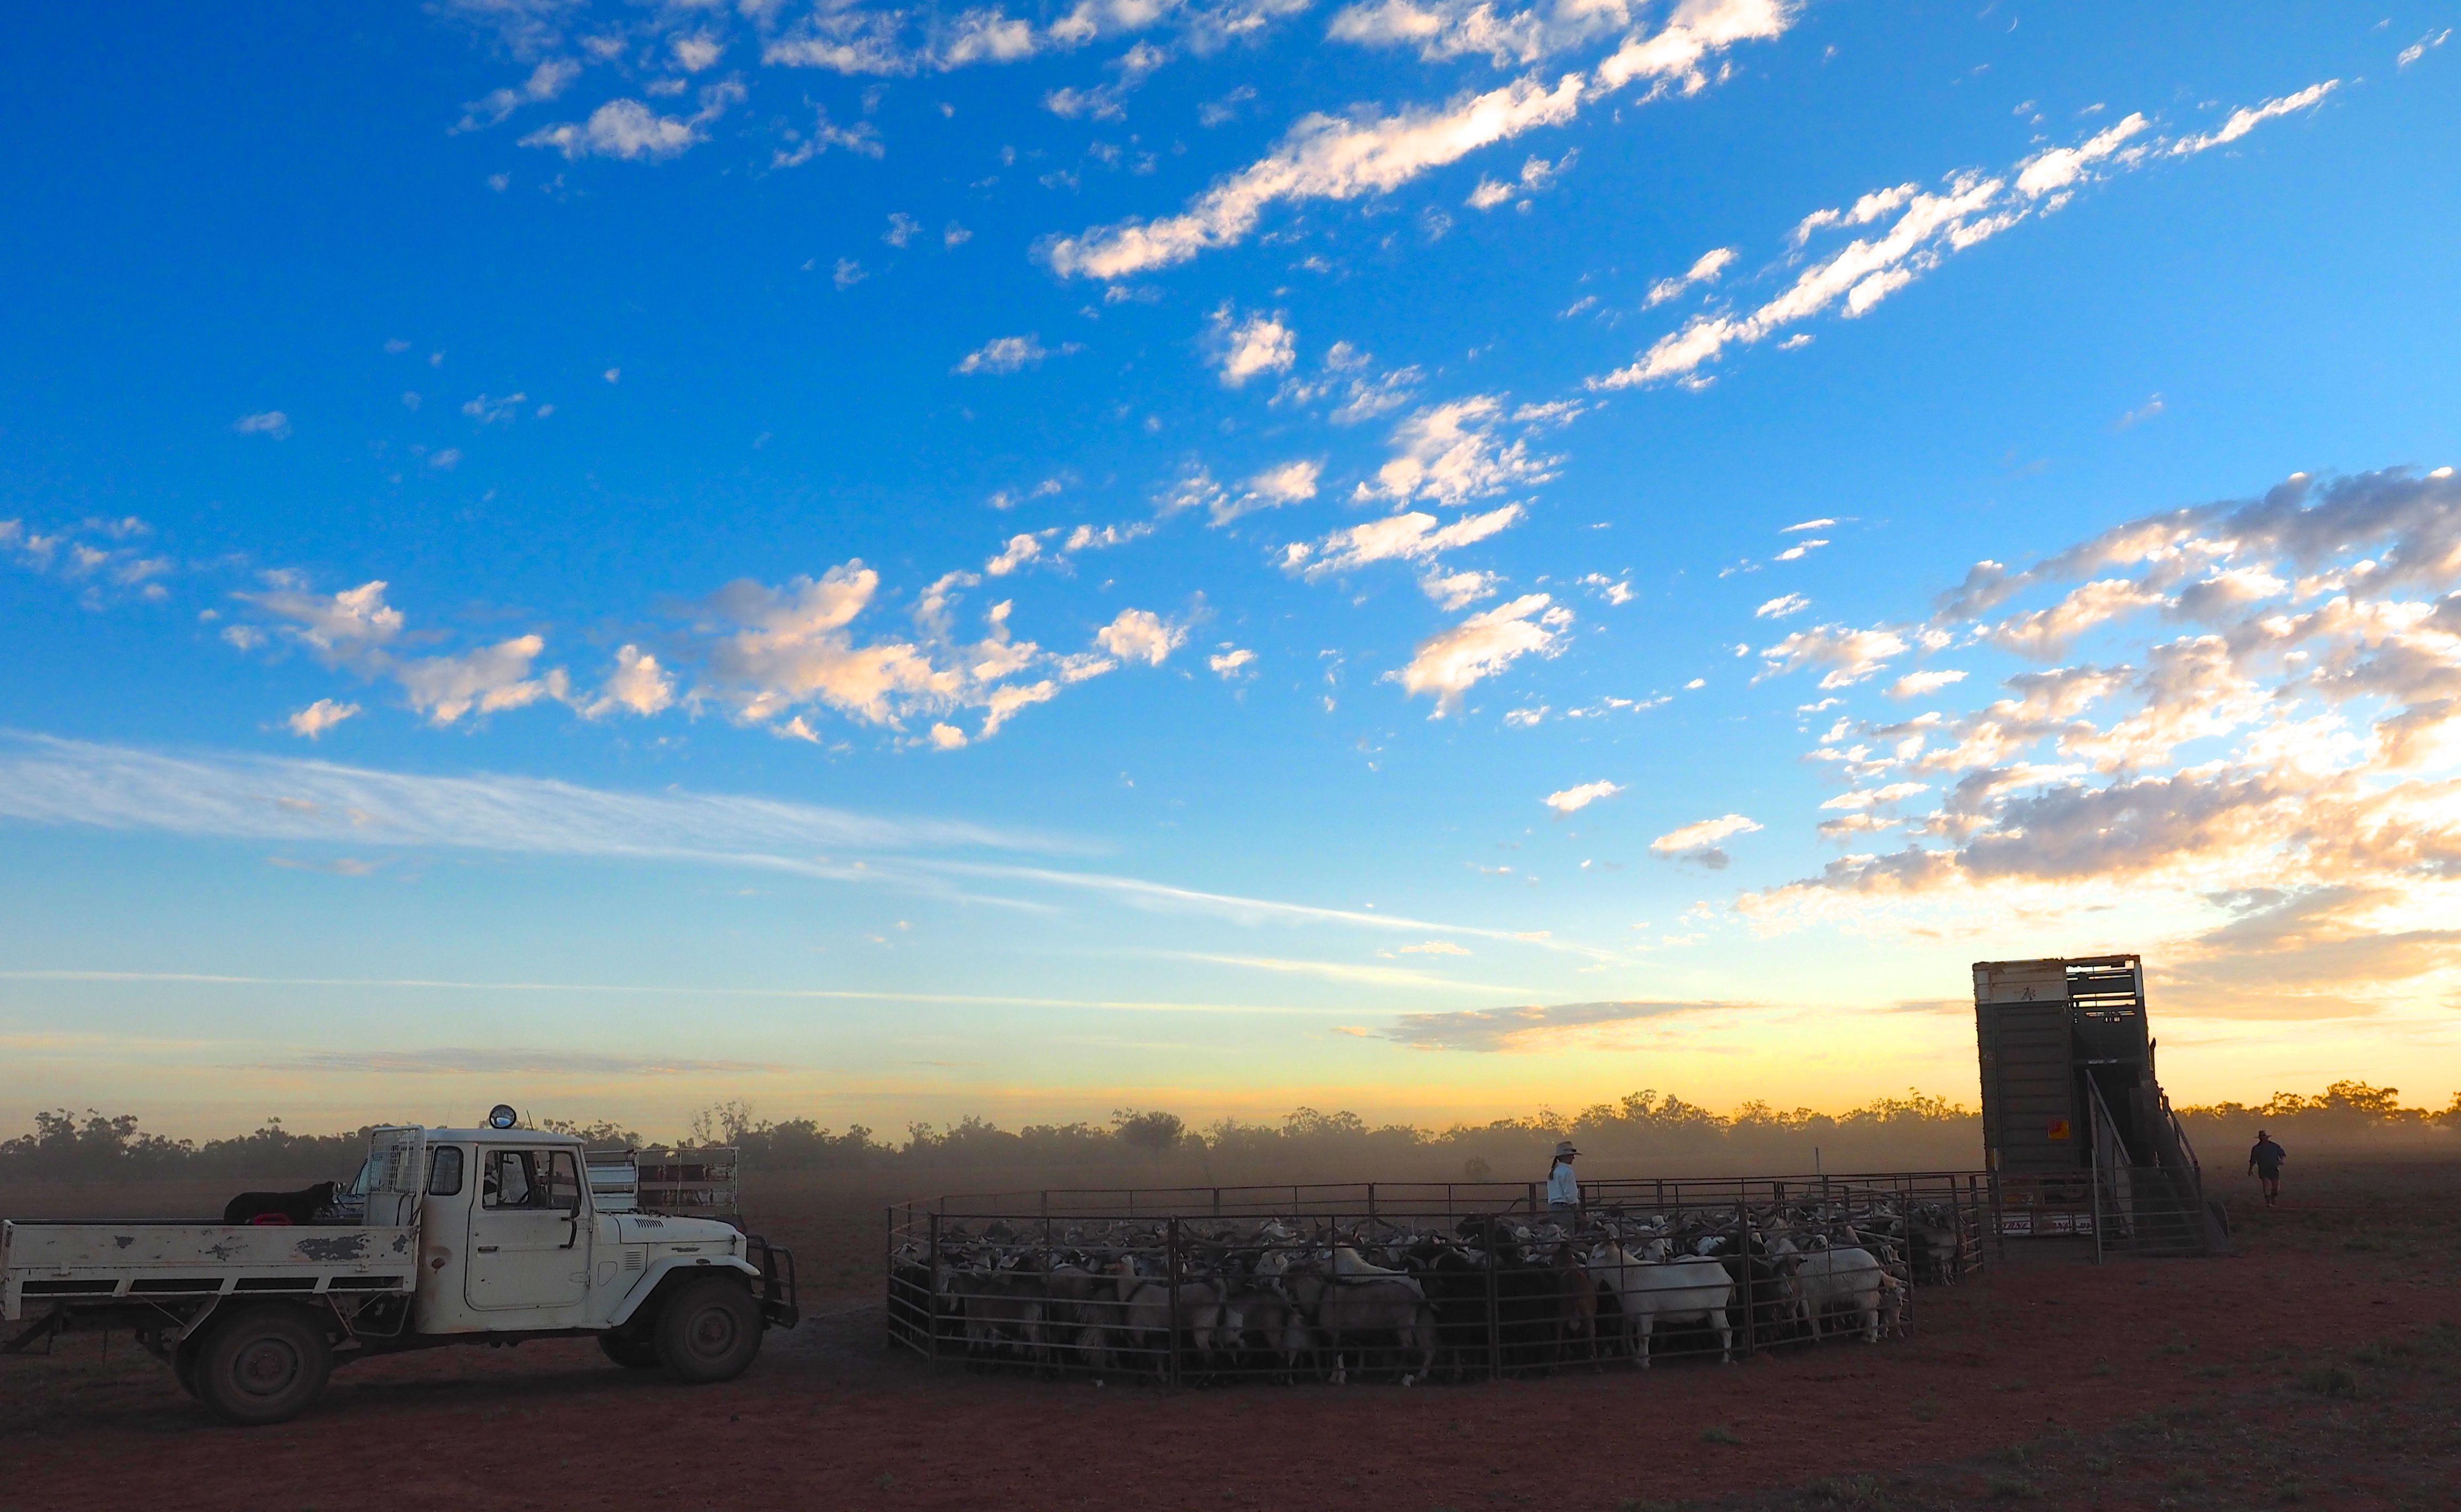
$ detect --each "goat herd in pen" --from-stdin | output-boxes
[888,1179,1978,1385]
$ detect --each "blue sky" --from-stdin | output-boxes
[4,1,2459,1139]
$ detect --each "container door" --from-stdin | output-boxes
[360,1127,427,1228]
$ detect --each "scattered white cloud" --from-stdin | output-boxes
[1392,593,1573,715]
[239,579,405,651]
[1354,395,1561,508]
[1205,304,1297,387]
[1737,464,2461,1020]
[285,699,359,740]
[1758,623,1909,688]
[1422,569,1501,610]
[233,411,292,440]
[883,211,922,247]
[522,81,745,162]
[457,58,581,132]
[1543,778,1622,814]
[1045,72,1596,278]
[394,635,569,726]
[1594,83,2338,391]
[955,334,1078,374]
[461,392,528,425]
[1755,593,1809,619]
[2118,393,2165,429]
[1886,668,1966,700]
[985,532,1046,576]
[1095,608,1186,666]
[1650,812,1760,868]
[2399,28,2450,68]
[2166,80,2340,156]
[1644,245,1736,306]
[1211,458,1322,523]
[1209,647,1257,678]
[582,645,677,719]
[774,107,884,165]
[1466,149,1575,210]
[1289,502,1524,578]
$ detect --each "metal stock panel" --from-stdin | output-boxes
[885,1169,1969,1386]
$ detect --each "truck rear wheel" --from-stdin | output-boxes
[194,1306,331,1426]
[599,1329,663,1369]
[654,1277,762,1383]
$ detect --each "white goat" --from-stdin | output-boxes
[1586,1241,1735,1367]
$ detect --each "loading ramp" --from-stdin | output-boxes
[1974,955,2230,1258]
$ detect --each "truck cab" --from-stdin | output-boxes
[397,1125,776,1338]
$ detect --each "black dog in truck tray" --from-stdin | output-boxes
[222,1181,339,1226]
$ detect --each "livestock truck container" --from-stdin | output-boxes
[1,1111,797,1424]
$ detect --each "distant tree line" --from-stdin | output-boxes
[4,1081,2449,1185]
[2175,1081,2461,1137]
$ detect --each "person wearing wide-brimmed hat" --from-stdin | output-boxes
[1546,1139,1581,1220]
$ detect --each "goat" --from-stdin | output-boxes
[222,1181,337,1226]
[1586,1241,1735,1367]
[1770,1240,1891,1343]
[1283,1265,1436,1385]
[1110,1257,1223,1375]
[1551,1240,1598,1365]
[1330,1244,1424,1298]
[943,1266,1046,1363]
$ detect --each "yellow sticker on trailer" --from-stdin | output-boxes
[2047,1119,2072,1141]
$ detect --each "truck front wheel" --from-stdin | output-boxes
[194,1306,331,1426]
[654,1277,762,1383]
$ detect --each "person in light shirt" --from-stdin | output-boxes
[1546,1140,1581,1223]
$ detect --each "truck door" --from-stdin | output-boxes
[466,1148,589,1311]
[361,1127,427,1227]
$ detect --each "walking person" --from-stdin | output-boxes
[2248,1129,2287,1207]
[1546,1140,1581,1225]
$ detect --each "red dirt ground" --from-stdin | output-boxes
[4,1232,2453,1512]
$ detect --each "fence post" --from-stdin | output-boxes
[1736,1199,1755,1359]
[927,1209,942,1364]
[1166,1217,1183,1387]
[1484,1224,1502,1383]
[1368,1183,1377,1224]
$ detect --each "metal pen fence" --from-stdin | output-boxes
[886,1171,1964,1386]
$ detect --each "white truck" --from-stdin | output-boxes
[1,1114,797,1424]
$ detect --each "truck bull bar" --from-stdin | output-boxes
[746,1234,798,1329]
